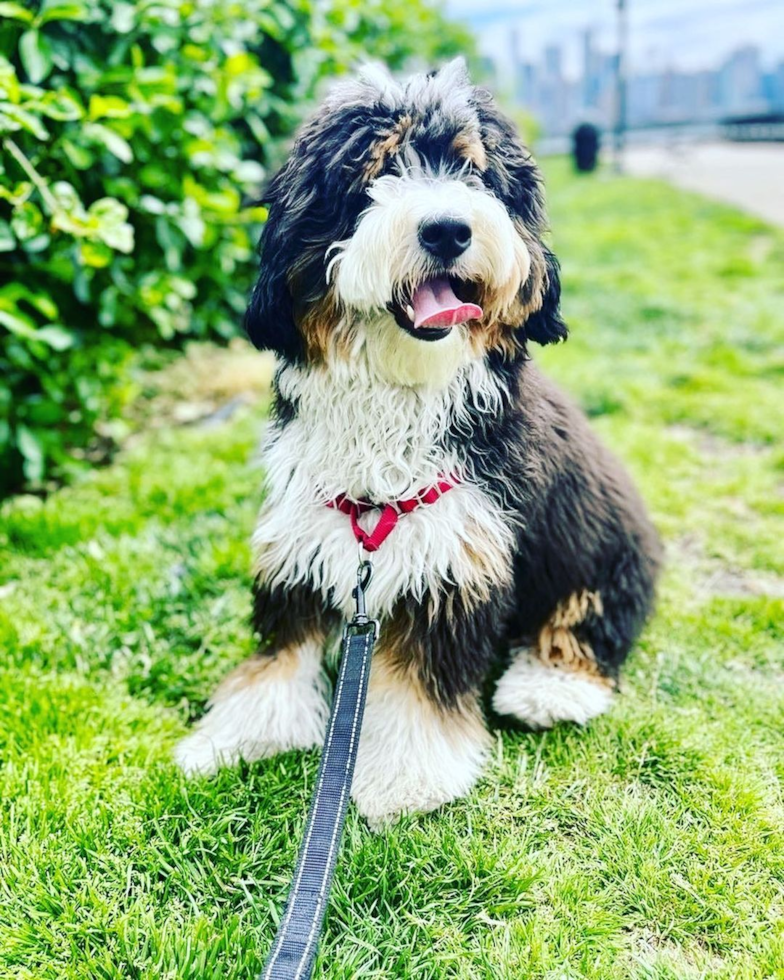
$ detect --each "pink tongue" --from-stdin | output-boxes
[411,277,483,329]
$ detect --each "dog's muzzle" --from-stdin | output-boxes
[390,275,484,342]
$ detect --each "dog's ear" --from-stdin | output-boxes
[244,173,303,360]
[471,89,568,347]
[523,246,568,346]
[244,96,375,361]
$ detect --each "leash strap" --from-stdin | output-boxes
[260,564,377,980]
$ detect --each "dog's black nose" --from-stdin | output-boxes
[418,218,472,262]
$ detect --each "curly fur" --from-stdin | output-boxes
[176,60,662,826]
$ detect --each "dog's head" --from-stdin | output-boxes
[246,59,566,386]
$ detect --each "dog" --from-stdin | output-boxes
[175,60,662,827]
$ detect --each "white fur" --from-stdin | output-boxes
[174,640,330,776]
[351,660,491,828]
[364,311,470,389]
[326,163,530,390]
[329,169,529,318]
[272,350,506,500]
[254,353,515,619]
[326,57,473,119]
[492,650,613,729]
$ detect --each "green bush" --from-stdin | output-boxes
[0,0,473,494]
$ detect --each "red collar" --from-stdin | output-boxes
[327,477,458,553]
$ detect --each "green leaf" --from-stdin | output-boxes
[88,95,132,120]
[110,2,135,33]
[180,198,205,247]
[0,2,34,23]
[35,325,75,350]
[19,31,53,85]
[10,201,44,242]
[0,308,37,339]
[33,89,84,121]
[0,102,49,139]
[233,160,265,185]
[98,287,118,327]
[15,424,45,483]
[88,198,134,253]
[79,240,112,267]
[0,283,58,319]
[61,138,93,169]
[0,220,15,252]
[21,233,50,253]
[246,113,271,146]
[38,1,91,25]
[83,122,133,164]
[139,195,167,215]
[50,181,81,212]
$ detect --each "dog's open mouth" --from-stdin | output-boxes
[390,277,483,342]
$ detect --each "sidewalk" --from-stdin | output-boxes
[622,141,784,227]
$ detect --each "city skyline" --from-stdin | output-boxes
[446,0,784,82]
[503,37,784,137]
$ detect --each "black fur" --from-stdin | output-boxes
[356,356,660,708]
[252,578,338,649]
[523,247,567,345]
[245,71,568,356]
[246,62,661,715]
[478,362,660,681]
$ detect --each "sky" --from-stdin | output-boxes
[446,0,784,81]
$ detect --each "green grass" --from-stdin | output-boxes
[2,162,783,979]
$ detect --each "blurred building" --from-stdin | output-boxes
[497,39,784,137]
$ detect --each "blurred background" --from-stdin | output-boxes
[0,0,782,496]
[1,6,783,975]
[463,0,784,222]
[0,0,475,495]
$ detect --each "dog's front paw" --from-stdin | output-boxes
[175,642,330,777]
[350,688,490,829]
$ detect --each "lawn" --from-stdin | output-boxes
[1,161,783,980]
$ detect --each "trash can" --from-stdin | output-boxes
[572,123,600,172]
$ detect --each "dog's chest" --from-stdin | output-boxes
[252,363,514,618]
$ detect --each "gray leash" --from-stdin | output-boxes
[259,561,376,980]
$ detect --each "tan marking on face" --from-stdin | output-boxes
[363,114,414,181]
[296,289,349,362]
[285,256,354,364]
[466,318,519,360]
[465,223,549,358]
[452,130,488,171]
[514,225,548,318]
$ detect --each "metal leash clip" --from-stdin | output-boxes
[351,559,373,626]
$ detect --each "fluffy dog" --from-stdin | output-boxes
[176,60,662,826]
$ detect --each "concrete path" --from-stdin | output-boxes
[622,141,784,227]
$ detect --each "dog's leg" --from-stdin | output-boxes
[493,590,614,729]
[350,584,506,828]
[175,582,335,776]
[351,649,491,829]
[174,638,330,776]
